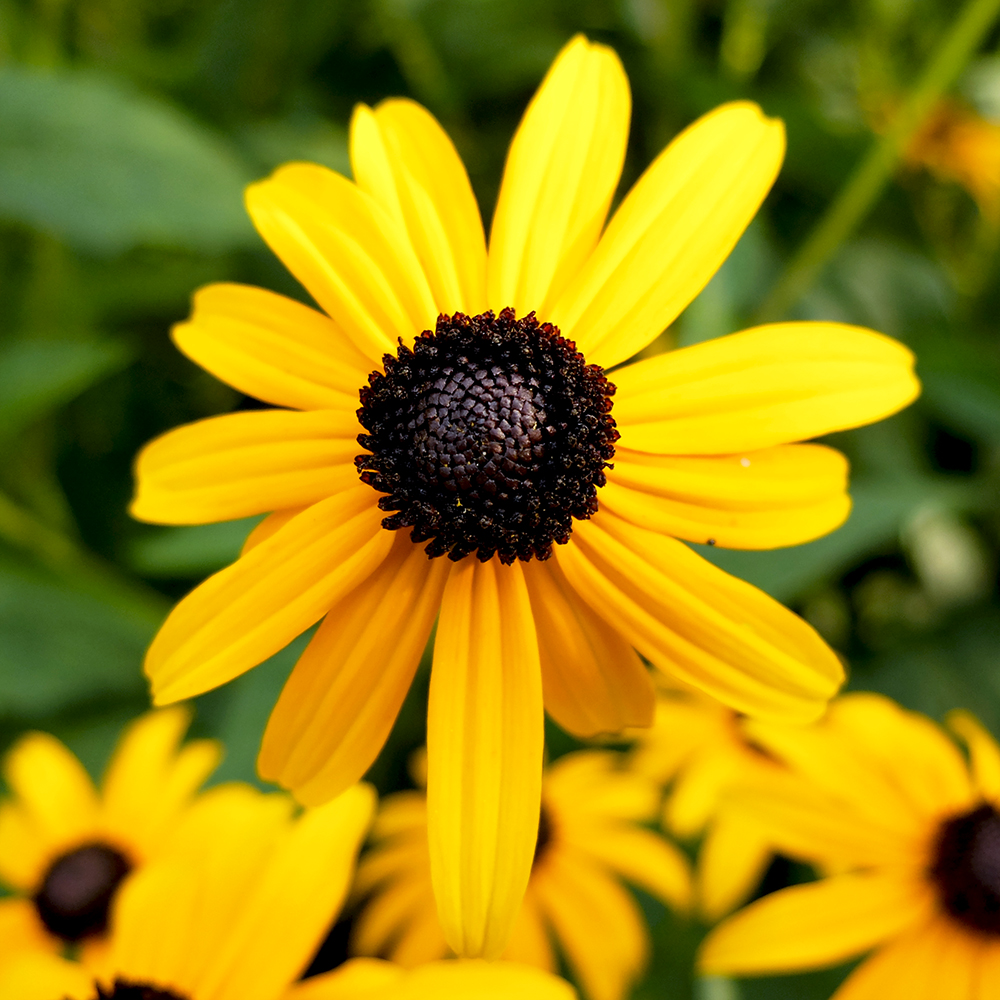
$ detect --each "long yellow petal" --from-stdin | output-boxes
[258,533,449,805]
[697,813,774,921]
[351,100,487,314]
[487,35,630,318]
[948,709,1000,804]
[502,889,557,972]
[698,871,935,975]
[612,322,919,454]
[522,558,654,737]
[172,283,372,411]
[602,444,851,548]
[0,952,93,1000]
[427,559,543,959]
[557,511,844,723]
[145,488,393,704]
[245,164,436,363]
[551,102,783,367]
[131,409,362,524]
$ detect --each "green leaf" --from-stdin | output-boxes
[0,338,130,438]
[0,66,256,254]
[128,517,261,578]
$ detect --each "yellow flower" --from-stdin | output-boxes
[131,35,918,957]
[699,693,1000,995]
[0,782,375,1000]
[629,689,782,919]
[350,748,690,1000]
[0,707,219,964]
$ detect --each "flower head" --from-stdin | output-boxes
[699,693,1000,994]
[0,708,219,964]
[131,35,919,957]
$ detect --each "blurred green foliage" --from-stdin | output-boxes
[0,0,999,997]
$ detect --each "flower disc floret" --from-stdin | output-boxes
[356,308,618,564]
[931,803,1000,934]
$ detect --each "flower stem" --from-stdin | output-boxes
[756,0,1000,322]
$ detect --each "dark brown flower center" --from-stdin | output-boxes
[92,980,188,1000]
[356,308,618,564]
[34,842,131,942]
[930,803,1000,934]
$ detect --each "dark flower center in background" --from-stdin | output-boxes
[931,803,1000,934]
[93,980,188,1000]
[533,804,554,869]
[356,308,618,564]
[34,842,132,941]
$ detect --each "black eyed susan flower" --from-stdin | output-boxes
[699,693,1000,996]
[350,748,691,1000]
[131,35,919,957]
[0,708,219,966]
[629,689,783,919]
[0,782,375,1000]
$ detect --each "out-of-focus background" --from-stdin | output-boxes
[0,0,998,996]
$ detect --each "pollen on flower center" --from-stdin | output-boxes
[930,803,1000,934]
[34,842,132,942]
[356,308,618,564]
[93,980,189,1000]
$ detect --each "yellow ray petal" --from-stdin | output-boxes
[146,488,393,704]
[697,813,774,921]
[351,99,487,315]
[947,709,1000,805]
[544,750,659,822]
[172,283,372,412]
[602,444,851,549]
[284,958,404,1000]
[557,512,843,723]
[352,874,433,961]
[488,35,630,318]
[612,322,919,454]
[522,558,654,737]
[974,940,1000,1000]
[242,506,309,554]
[0,952,93,1000]
[427,559,544,959]
[351,832,429,902]
[0,897,55,962]
[389,903,451,969]
[259,533,449,805]
[665,746,740,836]
[502,889,556,972]
[245,164,436,363]
[551,102,783,367]
[99,707,220,859]
[698,871,935,975]
[132,410,362,525]
[533,848,647,1000]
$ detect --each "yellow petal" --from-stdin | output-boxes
[0,952,93,1000]
[284,958,404,1000]
[557,511,844,723]
[487,35,630,318]
[502,889,556,972]
[172,283,372,411]
[544,750,659,822]
[602,444,851,549]
[351,99,487,314]
[948,710,1000,804]
[612,322,919,454]
[259,533,450,805]
[427,559,544,959]
[132,410,362,525]
[665,746,740,836]
[245,164,437,363]
[241,506,308,554]
[522,558,654,737]
[100,706,221,859]
[0,897,55,962]
[551,102,783,367]
[352,874,435,962]
[532,848,647,1000]
[697,813,774,921]
[146,487,393,704]
[698,871,935,975]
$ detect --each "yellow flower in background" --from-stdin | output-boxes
[131,34,918,956]
[0,782,375,1000]
[629,689,782,920]
[350,748,691,1000]
[0,707,219,964]
[699,693,1000,996]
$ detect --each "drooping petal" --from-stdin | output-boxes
[245,164,437,364]
[602,444,851,549]
[551,102,783,368]
[171,283,372,411]
[556,512,844,723]
[948,709,1000,804]
[487,35,630,318]
[146,488,393,704]
[426,559,544,959]
[697,813,774,921]
[258,533,450,805]
[351,100,487,315]
[522,558,654,737]
[698,871,935,975]
[611,323,919,454]
[131,410,362,524]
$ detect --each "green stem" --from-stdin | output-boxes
[757,0,1000,322]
